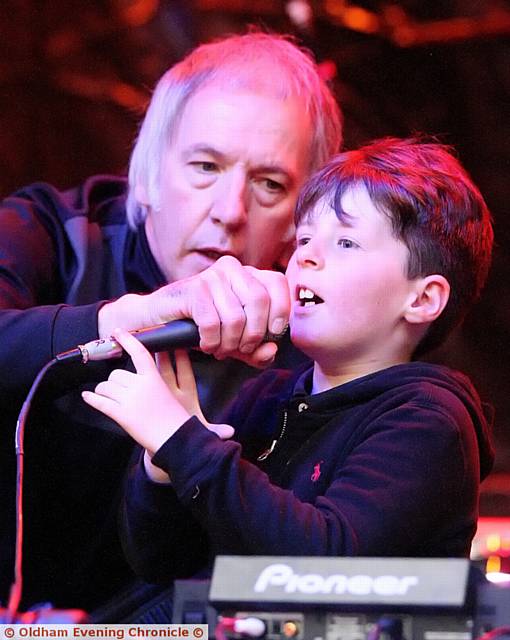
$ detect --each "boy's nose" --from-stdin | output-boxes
[295,240,324,269]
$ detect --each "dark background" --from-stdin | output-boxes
[1,0,508,510]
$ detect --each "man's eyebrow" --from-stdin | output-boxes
[182,144,227,162]
[256,164,295,182]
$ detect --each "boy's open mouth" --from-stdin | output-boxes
[297,286,324,307]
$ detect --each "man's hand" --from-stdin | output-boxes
[98,256,290,367]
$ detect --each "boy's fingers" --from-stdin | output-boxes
[174,349,196,389]
[108,368,137,387]
[155,351,176,387]
[112,328,156,374]
[155,350,171,370]
[207,423,235,440]
[82,390,120,422]
[93,379,126,403]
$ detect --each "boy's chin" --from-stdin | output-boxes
[289,327,321,359]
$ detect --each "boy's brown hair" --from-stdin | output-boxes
[295,137,493,356]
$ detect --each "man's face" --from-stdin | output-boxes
[143,85,313,283]
[286,185,418,376]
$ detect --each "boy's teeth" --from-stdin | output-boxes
[297,286,324,307]
[299,288,315,300]
[298,287,321,307]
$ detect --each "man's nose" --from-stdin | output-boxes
[211,172,248,228]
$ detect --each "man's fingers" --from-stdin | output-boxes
[202,256,282,354]
[112,328,157,374]
[224,271,270,353]
[245,266,291,337]
[197,266,250,353]
[235,342,278,369]
[180,277,222,350]
[152,257,290,359]
[212,257,291,352]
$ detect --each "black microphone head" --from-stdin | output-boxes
[131,319,200,353]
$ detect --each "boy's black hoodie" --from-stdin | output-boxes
[121,361,493,583]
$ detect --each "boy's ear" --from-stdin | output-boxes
[404,275,451,325]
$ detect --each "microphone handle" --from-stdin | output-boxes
[79,319,200,362]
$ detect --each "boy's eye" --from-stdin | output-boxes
[296,236,311,246]
[338,238,357,249]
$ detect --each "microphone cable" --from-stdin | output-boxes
[5,351,87,623]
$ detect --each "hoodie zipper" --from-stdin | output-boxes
[257,409,288,461]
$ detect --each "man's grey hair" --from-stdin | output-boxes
[126,31,343,227]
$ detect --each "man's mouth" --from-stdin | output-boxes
[196,249,237,261]
[297,286,324,307]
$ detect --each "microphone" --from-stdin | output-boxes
[55,318,286,364]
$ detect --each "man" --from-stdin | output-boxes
[0,32,341,611]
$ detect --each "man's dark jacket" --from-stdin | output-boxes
[0,176,305,611]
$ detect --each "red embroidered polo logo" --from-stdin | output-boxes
[311,461,323,482]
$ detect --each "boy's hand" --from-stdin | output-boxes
[142,348,234,484]
[82,328,188,454]
[82,329,234,454]
[155,349,234,440]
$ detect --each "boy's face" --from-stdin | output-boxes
[286,184,418,375]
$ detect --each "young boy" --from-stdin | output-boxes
[83,137,494,583]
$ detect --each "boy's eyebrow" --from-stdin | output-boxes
[298,209,358,227]
[182,144,296,185]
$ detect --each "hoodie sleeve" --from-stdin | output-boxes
[120,449,210,583]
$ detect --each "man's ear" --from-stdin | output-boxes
[405,275,451,325]
[135,183,150,206]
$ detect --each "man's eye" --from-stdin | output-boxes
[263,178,285,192]
[338,238,357,249]
[191,161,218,173]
